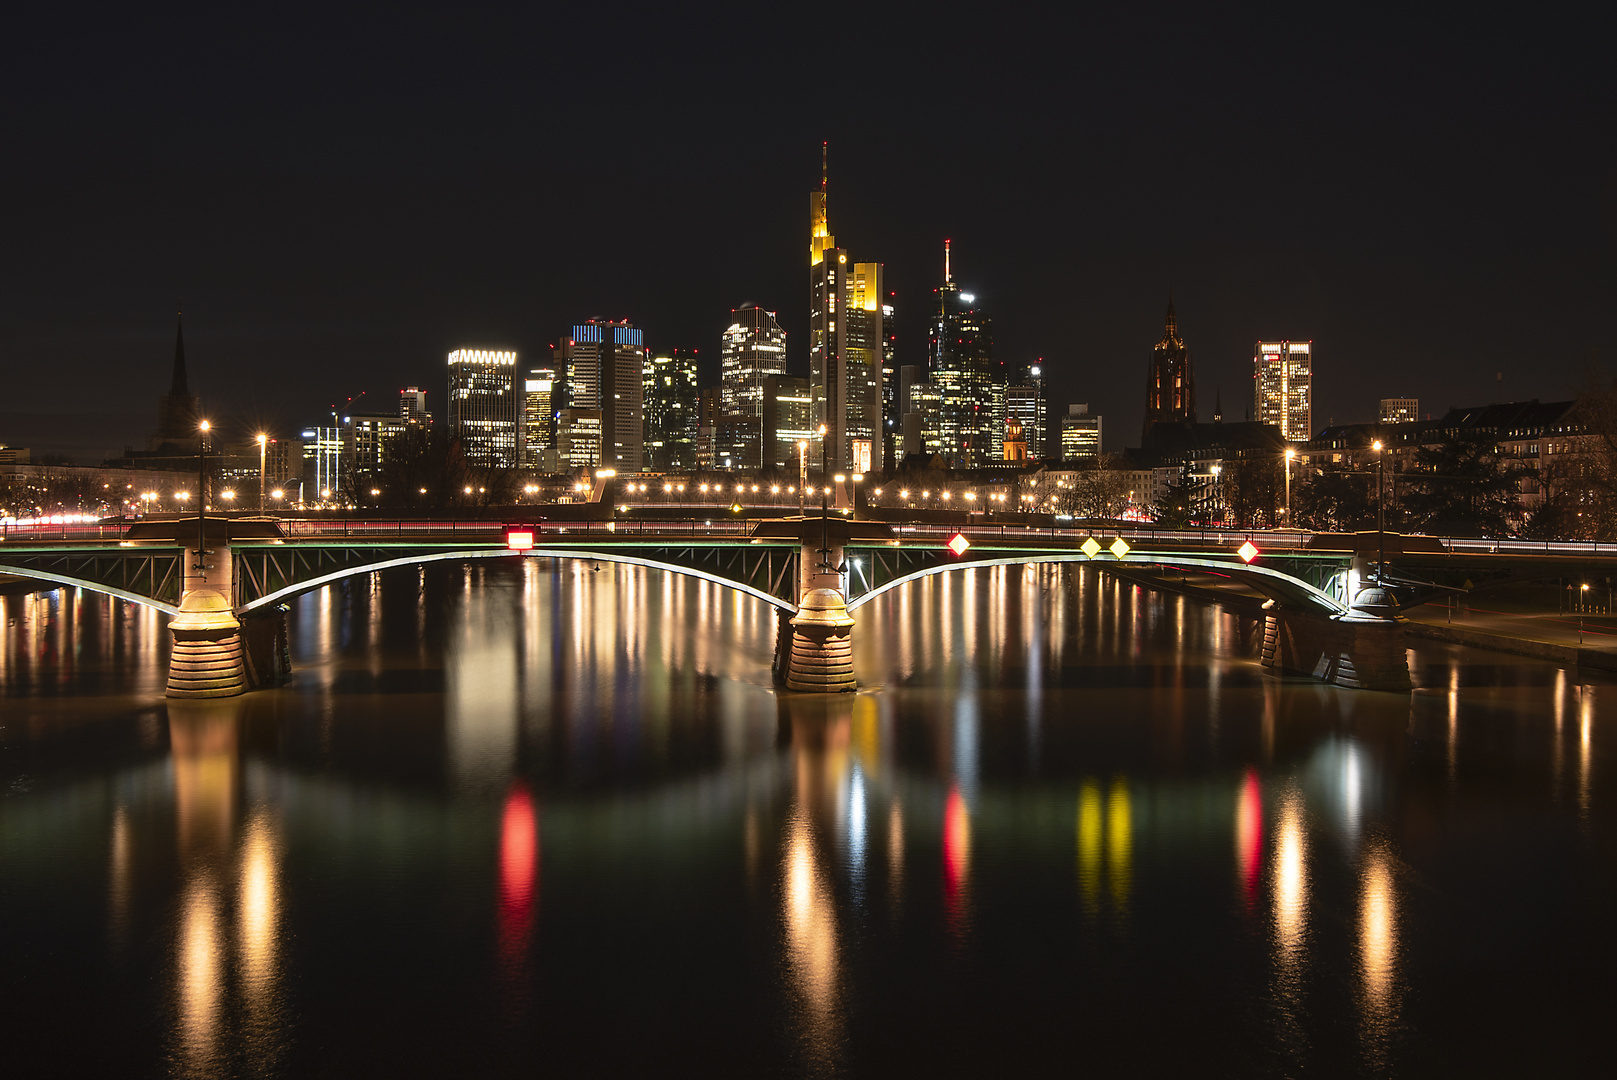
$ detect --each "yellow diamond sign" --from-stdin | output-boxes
[1239,540,1259,563]
[1110,536,1131,559]
[1080,535,1102,558]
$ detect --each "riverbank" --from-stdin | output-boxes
[1106,561,1617,673]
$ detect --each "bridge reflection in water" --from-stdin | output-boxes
[0,559,1601,1074]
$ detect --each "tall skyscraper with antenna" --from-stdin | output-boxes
[929,241,999,467]
[808,144,885,474]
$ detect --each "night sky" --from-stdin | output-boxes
[4,4,1615,460]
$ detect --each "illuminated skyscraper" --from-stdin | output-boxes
[1007,362,1049,461]
[522,366,556,467]
[399,386,430,424]
[1143,299,1195,439]
[560,319,646,472]
[1254,340,1313,442]
[644,349,700,471]
[808,146,885,473]
[1061,404,1102,461]
[446,348,519,468]
[720,304,788,470]
[763,375,815,469]
[929,241,999,468]
[881,300,898,468]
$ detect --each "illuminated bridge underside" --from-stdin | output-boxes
[233,544,803,615]
[0,547,184,615]
[844,551,1351,616]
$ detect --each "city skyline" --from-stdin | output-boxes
[4,8,1613,462]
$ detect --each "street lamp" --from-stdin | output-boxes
[196,420,210,563]
[798,440,808,515]
[1372,439,1386,582]
[1284,446,1296,526]
[256,433,268,513]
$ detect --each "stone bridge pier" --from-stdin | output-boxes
[757,517,894,693]
[119,516,288,699]
[1260,557,1412,691]
[168,523,245,698]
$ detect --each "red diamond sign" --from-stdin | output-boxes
[947,532,971,557]
[1238,540,1259,563]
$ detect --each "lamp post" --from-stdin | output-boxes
[256,433,268,513]
[1372,439,1386,582]
[798,440,808,516]
[818,424,831,581]
[1283,446,1296,526]
[196,419,211,575]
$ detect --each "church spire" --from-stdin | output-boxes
[1165,291,1178,339]
[171,300,190,398]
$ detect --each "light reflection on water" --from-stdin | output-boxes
[1359,839,1400,1064]
[0,561,1611,1074]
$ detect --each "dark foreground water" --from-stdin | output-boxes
[2,561,1613,1077]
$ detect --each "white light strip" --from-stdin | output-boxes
[0,566,182,616]
[236,547,796,615]
[846,552,1347,615]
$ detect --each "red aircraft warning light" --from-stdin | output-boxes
[947,532,971,557]
[506,529,535,551]
[1238,540,1259,563]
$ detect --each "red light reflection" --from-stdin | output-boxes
[943,786,971,933]
[1236,769,1263,908]
[499,783,538,965]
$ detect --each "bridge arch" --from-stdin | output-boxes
[236,547,798,615]
[845,552,1350,616]
[0,566,182,616]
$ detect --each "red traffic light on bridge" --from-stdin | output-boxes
[947,532,971,557]
[506,529,535,551]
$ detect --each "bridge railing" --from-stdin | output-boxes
[9,514,1617,558]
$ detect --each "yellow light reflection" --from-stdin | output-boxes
[177,877,223,1073]
[1358,842,1400,1052]
[110,805,131,941]
[782,809,840,1064]
[1272,788,1309,990]
[887,800,904,912]
[238,809,280,1018]
[1078,780,1102,913]
[1107,779,1132,911]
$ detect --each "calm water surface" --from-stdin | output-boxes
[1,561,1613,1077]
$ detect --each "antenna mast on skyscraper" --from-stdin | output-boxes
[944,239,952,283]
[822,141,827,194]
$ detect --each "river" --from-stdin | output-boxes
[1,559,1611,1076]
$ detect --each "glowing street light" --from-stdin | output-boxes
[1283,446,1297,524]
[1372,439,1387,581]
[256,433,268,513]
